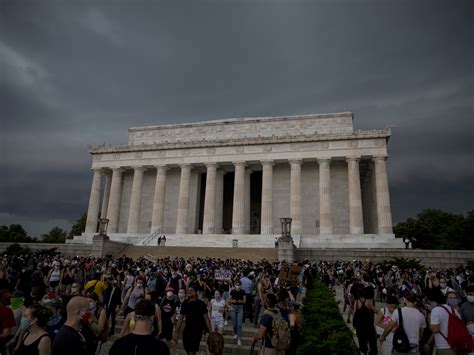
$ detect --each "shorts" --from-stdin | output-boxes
[49,281,60,288]
[183,328,203,353]
[211,313,225,329]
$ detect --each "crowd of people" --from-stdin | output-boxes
[0,253,310,355]
[316,260,474,354]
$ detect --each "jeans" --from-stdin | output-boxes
[232,305,244,338]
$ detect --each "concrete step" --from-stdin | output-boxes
[120,245,277,261]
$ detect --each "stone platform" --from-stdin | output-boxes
[75,232,402,249]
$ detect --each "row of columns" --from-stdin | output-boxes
[85,156,392,236]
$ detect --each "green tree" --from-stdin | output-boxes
[394,209,472,250]
[0,224,34,243]
[41,227,67,243]
[68,213,87,239]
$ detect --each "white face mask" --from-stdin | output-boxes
[166,292,173,298]
[467,295,474,303]
[235,286,241,291]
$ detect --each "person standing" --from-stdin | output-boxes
[430,291,464,354]
[173,287,211,355]
[229,281,246,346]
[14,304,51,355]
[0,288,15,355]
[109,298,170,355]
[102,278,121,336]
[240,272,254,324]
[374,296,399,355]
[380,292,426,354]
[157,287,176,345]
[52,296,89,355]
[209,291,225,334]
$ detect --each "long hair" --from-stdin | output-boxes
[207,332,224,355]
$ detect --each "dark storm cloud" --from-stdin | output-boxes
[1,0,472,236]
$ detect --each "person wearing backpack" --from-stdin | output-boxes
[380,292,426,354]
[430,290,473,354]
[253,293,290,355]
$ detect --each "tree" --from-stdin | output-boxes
[68,212,87,239]
[0,224,34,243]
[394,209,473,250]
[41,227,67,243]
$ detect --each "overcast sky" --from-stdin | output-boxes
[1,0,473,237]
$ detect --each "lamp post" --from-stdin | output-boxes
[98,218,109,237]
[279,217,293,242]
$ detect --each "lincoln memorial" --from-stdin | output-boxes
[76,112,401,248]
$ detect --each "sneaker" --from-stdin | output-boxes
[233,335,238,340]
[224,320,228,326]
[237,339,242,346]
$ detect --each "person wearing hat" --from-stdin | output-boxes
[109,298,170,355]
[157,286,176,345]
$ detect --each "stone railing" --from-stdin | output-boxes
[296,248,474,268]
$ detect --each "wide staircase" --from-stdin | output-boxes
[121,245,278,261]
[100,316,260,354]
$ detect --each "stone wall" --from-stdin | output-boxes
[296,248,474,268]
[0,243,92,257]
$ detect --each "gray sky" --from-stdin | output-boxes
[1,0,473,237]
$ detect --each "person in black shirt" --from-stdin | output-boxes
[102,278,121,335]
[229,281,246,345]
[108,298,170,355]
[173,286,211,355]
[157,287,176,344]
[52,296,89,355]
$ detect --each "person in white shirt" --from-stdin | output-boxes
[430,290,461,354]
[380,292,426,354]
[375,296,399,355]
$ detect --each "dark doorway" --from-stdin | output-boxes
[222,172,234,233]
[250,171,262,234]
[197,173,206,233]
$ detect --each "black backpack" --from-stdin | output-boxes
[392,308,416,353]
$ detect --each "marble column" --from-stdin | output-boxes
[203,163,218,234]
[127,167,145,234]
[244,169,252,233]
[176,164,192,234]
[374,155,393,234]
[100,171,111,220]
[290,160,303,235]
[347,157,364,234]
[318,159,333,234]
[107,168,124,233]
[85,169,102,234]
[232,161,246,234]
[215,170,225,234]
[151,165,167,233]
[261,160,274,235]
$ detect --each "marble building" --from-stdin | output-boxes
[77,112,402,248]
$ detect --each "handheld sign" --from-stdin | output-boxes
[214,270,232,280]
[278,265,302,287]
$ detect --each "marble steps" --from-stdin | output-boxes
[120,245,278,261]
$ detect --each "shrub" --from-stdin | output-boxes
[391,257,425,271]
[4,243,31,256]
[297,279,356,355]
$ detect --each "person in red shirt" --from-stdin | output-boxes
[0,288,16,354]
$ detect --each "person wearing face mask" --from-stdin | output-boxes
[460,284,474,338]
[13,304,51,355]
[81,293,108,355]
[173,287,212,355]
[121,277,146,316]
[102,278,122,336]
[109,298,170,355]
[228,281,246,346]
[209,290,226,334]
[430,291,463,354]
[374,296,399,355]
[439,278,455,297]
[157,286,176,345]
[52,296,89,355]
